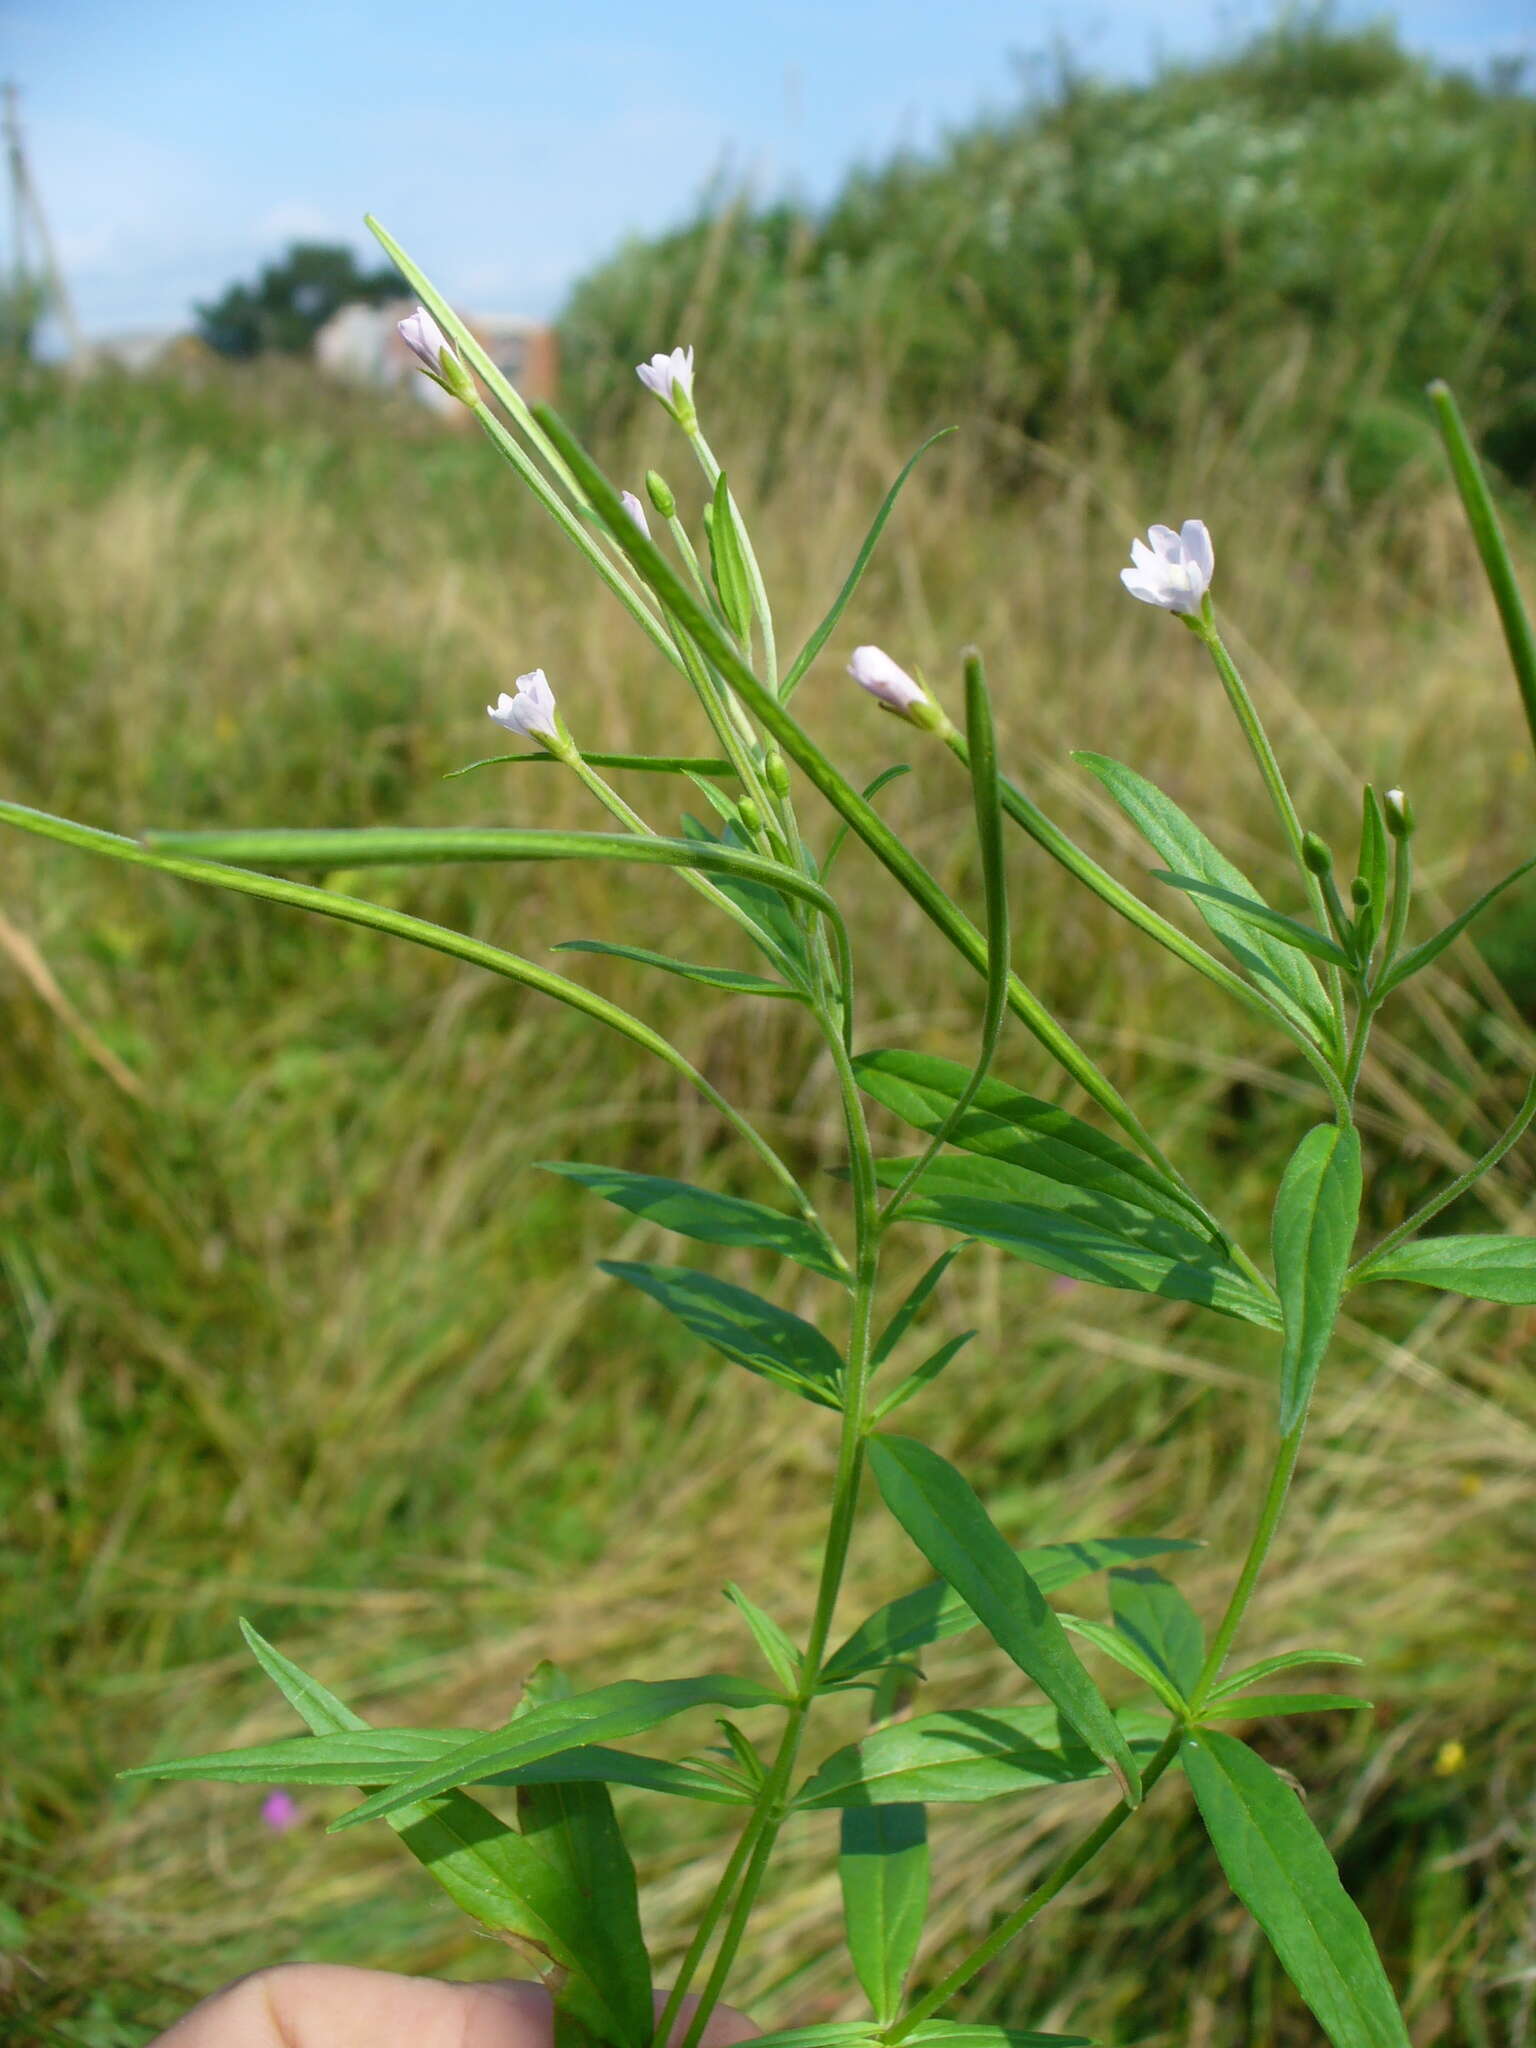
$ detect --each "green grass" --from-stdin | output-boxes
[2,356,1535,2046]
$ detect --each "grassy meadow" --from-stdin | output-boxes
[4,177,1536,2047]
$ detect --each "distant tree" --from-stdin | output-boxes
[195,242,401,358]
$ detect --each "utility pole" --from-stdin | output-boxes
[3,81,81,362]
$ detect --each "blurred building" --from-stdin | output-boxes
[315,299,557,412]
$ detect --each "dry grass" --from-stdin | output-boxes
[1,360,1534,2045]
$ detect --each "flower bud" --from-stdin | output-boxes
[736,797,764,835]
[1302,832,1334,877]
[397,305,476,405]
[764,751,790,799]
[618,489,650,541]
[847,645,954,736]
[645,470,676,519]
[1350,875,1372,909]
[1384,787,1415,838]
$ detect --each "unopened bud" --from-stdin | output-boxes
[737,797,764,835]
[618,489,650,540]
[645,469,676,519]
[1384,787,1415,838]
[1302,832,1334,877]
[764,751,790,799]
[1350,876,1372,909]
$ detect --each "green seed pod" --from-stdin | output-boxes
[1350,875,1373,908]
[1302,831,1334,877]
[645,469,676,519]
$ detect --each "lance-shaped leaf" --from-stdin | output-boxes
[1273,1123,1363,1434]
[1109,1567,1205,1700]
[885,1181,1279,1329]
[552,939,800,1001]
[1207,1649,1364,1703]
[542,1163,846,1284]
[1182,1729,1410,2048]
[0,800,806,1216]
[855,1049,1218,1243]
[1201,1693,1373,1722]
[226,1628,653,2045]
[822,765,913,880]
[867,1437,1140,1803]
[724,1585,802,1694]
[903,2027,1092,2048]
[1356,788,1389,939]
[782,429,955,698]
[706,473,754,640]
[1150,872,1352,970]
[1075,754,1338,1048]
[123,1728,466,1786]
[1377,856,1536,997]
[447,752,735,781]
[797,1703,1170,1808]
[871,1330,976,1423]
[515,1665,653,2048]
[679,814,811,975]
[840,1804,929,2023]
[1057,1614,1187,1716]
[1350,1232,1536,1304]
[600,1261,844,1408]
[822,1536,1201,1684]
[332,1675,780,1831]
[873,1243,974,1366]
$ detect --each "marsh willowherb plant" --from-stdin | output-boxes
[6,229,1535,2048]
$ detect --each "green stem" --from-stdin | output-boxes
[885,1726,1185,2040]
[671,1028,883,2048]
[1350,1067,1536,1277]
[1189,1423,1306,1713]
[687,425,779,692]
[1195,618,1347,1041]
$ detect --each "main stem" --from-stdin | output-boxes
[660,1029,883,2048]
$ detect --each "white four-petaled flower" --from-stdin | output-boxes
[1120,521,1214,615]
[397,305,459,380]
[488,669,560,743]
[847,645,929,715]
[636,346,695,409]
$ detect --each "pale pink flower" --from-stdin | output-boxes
[397,306,459,380]
[619,489,651,540]
[488,669,560,743]
[847,645,929,715]
[636,346,695,408]
[261,1790,301,1833]
[1120,521,1214,614]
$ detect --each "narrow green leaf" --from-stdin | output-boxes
[871,1330,976,1423]
[889,1183,1280,1329]
[1273,1123,1363,1433]
[541,1163,846,1283]
[516,1772,653,2048]
[1428,380,1536,759]
[873,1243,974,1366]
[229,1627,650,2042]
[446,751,735,780]
[867,1437,1141,1803]
[822,765,913,880]
[1377,857,1536,997]
[796,1703,1170,1808]
[600,1261,844,1408]
[1351,1232,1536,1304]
[1182,1729,1410,2046]
[904,2025,1092,2048]
[1058,1613,1188,1716]
[1075,753,1337,1048]
[1208,1649,1364,1703]
[1150,871,1352,969]
[840,1803,929,2023]
[822,1537,1201,1684]
[741,2029,880,2048]
[679,814,810,972]
[724,1585,803,1693]
[482,1749,749,1804]
[706,472,755,640]
[1201,1694,1373,1722]
[854,1049,1216,1242]
[1357,788,1389,928]
[553,940,800,1001]
[782,429,955,698]
[1109,1568,1205,1698]
[332,1675,780,1830]
[121,1728,464,1785]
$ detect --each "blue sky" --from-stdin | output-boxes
[5,0,1532,338]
